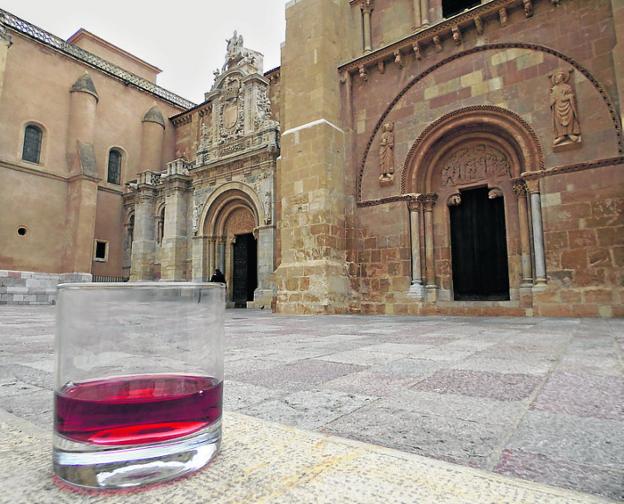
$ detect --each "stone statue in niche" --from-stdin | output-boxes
[378,122,395,184]
[192,202,200,235]
[549,69,581,146]
[264,192,273,225]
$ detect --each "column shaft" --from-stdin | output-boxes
[420,0,429,25]
[530,191,547,285]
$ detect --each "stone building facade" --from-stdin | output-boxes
[1,0,623,317]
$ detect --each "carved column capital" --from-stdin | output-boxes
[422,193,438,212]
[512,179,528,198]
[360,0,374,14]
[407,194,424,212]
[525,178,541,194]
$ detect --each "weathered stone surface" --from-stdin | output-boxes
[1,306,623,499]
[0,408,613,504]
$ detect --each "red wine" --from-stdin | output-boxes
[55,375,222,446]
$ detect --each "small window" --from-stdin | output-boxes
[107,149,122,185]
[22,124,43,164]
[443,0,481,18]
[94,240,108,262]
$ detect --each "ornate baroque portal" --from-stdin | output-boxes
[404,107,547,306]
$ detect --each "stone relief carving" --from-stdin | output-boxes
[226,208,256,236]
[264,191,273,225]
[192,202,200,235]
[447,193,462,206]
[441,143,512,187]
[379,122,395,184]
[488,188,504,199]
[549,69,581,147]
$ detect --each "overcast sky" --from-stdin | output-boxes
[1,0,287,104]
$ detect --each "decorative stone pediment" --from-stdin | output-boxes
[195,32,279,168]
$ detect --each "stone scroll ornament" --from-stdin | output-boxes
[549,69,581,146]
[379,122,395,184]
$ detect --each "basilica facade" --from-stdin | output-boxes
[0,0,623,317]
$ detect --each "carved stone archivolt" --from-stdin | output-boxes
[440,143,512,187]
[549,69,582,147]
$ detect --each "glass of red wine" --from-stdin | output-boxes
[53,282,225,490]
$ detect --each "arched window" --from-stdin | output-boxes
[107,149,122,185]
[443,0,481,18]
[22,124,43,164]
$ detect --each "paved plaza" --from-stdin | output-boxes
[0,307,622,501]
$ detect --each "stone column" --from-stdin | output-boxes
[63,73,100,276]
[217,238,226,273]
[253,225,276,307]
[513,179,533,286]
[130,183,157,281]
[611,0,624,129]
[192,236,209,282]
[423,194,438,299]
[205,236,217,279]
[408,197,424,300]
[527,179,547,286]
[161,174,191,281]
[361,1,374,53]
[420,0,430,25]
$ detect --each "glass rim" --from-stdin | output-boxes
[57,282,226,291]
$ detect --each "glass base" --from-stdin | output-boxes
[53,420,221,489]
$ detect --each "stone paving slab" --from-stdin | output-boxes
[1,306,623,501]
[0,409,616,504]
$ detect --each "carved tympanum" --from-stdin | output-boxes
[549,69,581,146]
[379,122,395,184]
[440,143,512,187]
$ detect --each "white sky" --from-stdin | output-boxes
[1,0,287,104]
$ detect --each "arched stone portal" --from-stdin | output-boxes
[403,107,546,305]
[193,182,274,308]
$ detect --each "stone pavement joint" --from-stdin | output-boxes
[1,307,623,501]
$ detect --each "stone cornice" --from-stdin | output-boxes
[339,0,548,75]
[0,159,66,182]
[522,156,624,180]
[356,156,624,207]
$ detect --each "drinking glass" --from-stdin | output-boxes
[53,282,225,489]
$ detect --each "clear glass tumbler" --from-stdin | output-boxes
[53,282,225,489]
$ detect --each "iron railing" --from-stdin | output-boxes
[0,9,196,110]
[93,276,129,283]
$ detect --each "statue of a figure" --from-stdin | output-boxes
[379,122,395,182]
[223,31,245,71]
[550,69,581,146]
[264,192,273,225]
[192,203,200,234]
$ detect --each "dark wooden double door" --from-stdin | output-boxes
[450,187,510,301]
[232,233,258,308]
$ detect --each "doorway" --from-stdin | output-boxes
[232,233,258,308]
[450,187,510,301]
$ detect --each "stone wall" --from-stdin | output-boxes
[0,271,92,305]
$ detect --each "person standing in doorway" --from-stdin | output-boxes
[210,269,226,284]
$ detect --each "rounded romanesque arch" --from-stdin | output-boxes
[356,43,623,202]
[199,181,264,235]
[403,106,543,304]
[402,106,543,194]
